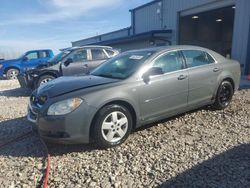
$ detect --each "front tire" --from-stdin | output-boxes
[37,75,56,88]
[92,104,132,148]
[212,80,234,110]
[6,68,19,80]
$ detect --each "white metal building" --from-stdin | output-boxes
[72,0,250,75]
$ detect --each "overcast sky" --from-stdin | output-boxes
[0,0,151,55]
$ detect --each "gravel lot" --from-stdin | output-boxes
[0,80,249,187]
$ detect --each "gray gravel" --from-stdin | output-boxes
[0,80,249,188]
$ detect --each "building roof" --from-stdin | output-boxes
[72,30,172,47]
[94,30,172,45]
[72,27,131,44]
[129,0,162,12]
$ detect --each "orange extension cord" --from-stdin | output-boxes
[0,130,51,188]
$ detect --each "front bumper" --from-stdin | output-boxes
[0,68,5,78]
[27,100,97,144]
[17,73,34,89]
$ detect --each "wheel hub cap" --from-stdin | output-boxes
[101,111,128,143]
[40,78,53,85]
[219,85,231,105]
[10,70,18,79]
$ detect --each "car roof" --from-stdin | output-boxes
[64,45,114,51]
[126,45,215,53]
[28,49,52,52]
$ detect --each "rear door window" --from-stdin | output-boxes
[182,50,215,68]
[39,51,49,58]
[91,49,108,60]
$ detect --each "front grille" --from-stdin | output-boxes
[30,94,48,106]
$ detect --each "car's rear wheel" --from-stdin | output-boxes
[213,80,234,110]
[6,68,19,80]
[92,104,132,148]
[37,75,56,88]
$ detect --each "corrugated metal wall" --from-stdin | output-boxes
[72,37,99,46]
[232,0,250,72]
[134,1,163,34]
[112,40,151,52]
[72,28,130,47]
[101,29,129,41]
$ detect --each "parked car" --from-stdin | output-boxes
[27,45,241,148]
[0,49,54,80]
[18,46,119,89]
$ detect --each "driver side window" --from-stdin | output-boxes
[71,50,87,63]
[25,52,38,60]
[153,51,183,74]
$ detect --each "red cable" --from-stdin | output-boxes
[38,134,51,188]
[43,153,51,188]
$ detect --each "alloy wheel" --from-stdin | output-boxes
[219,84,232,106]
[101,111,128,143]
[9,70,18,79]
[40,78,53,85]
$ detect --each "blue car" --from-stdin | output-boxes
[0,49,54,80]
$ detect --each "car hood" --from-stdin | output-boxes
[0,58,21,65]
[37,75,119,97]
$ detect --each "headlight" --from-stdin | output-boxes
[47,98,83,116]
[0,64,3,69]
[31,73,39,77]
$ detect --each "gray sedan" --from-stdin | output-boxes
[27,46,241,148]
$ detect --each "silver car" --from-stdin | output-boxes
[27,46,241,148]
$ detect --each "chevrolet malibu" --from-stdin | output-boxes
[27,46,241,148]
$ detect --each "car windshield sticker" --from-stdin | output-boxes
[129,55,144,60]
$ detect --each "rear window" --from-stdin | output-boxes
[91,49,108,60]
[105,49,115,57]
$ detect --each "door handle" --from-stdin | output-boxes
[178,75,187,80]
[213,67,220,72]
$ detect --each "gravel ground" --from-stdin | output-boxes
[0,80,249,188]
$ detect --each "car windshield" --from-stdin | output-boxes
[48,50,71,63]
[91,51,155,79]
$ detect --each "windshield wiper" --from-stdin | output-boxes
[92,74,122,79]
[96,74,114,78]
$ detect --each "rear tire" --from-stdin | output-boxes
[212,80,234,110]
[6,68,19,80]
[92,104,132,148]
[37,75,56,88]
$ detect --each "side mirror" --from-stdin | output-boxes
[142,67,164,83]
[64,58,73,67]
[22,57,28,61]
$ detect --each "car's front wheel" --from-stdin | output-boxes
[92,104,132,148]
[6,68,19,80]
[213,80,234,110]
[37,75,56,88]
